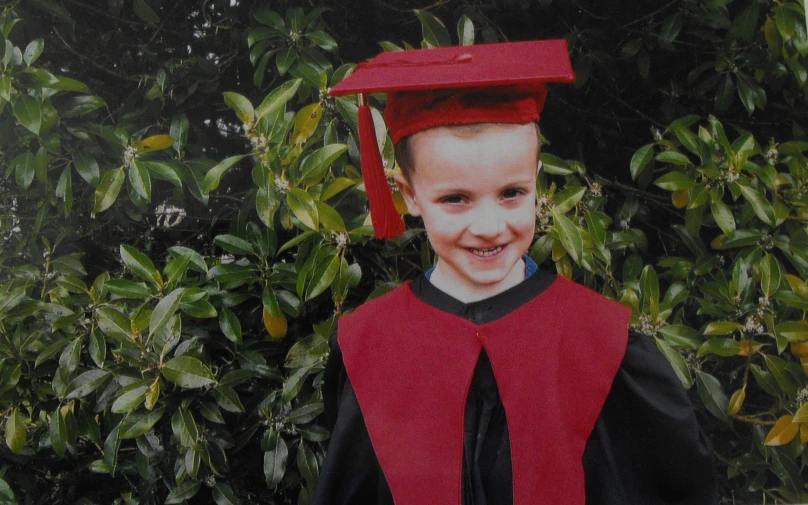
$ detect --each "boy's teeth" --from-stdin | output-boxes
[471,246,503,257]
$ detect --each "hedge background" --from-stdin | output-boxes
[2,0,808,503]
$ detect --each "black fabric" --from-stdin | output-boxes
[314,271,719,505]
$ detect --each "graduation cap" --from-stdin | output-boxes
[329,39,576,240]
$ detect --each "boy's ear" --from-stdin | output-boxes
[393,174,422,217]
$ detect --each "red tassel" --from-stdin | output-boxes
[358,98,406,240]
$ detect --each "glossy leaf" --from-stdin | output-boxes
[264,435,288,488]
[202,155,246,194]
[5,409,25,454]
[414,9,451,47]
[93,167,125,214]
[764,415,799,446]
[12,95,41,135]
[162,356,216,389]
[256,79,302,119]
[223,92,255,125]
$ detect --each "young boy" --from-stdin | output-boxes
[314,41,718,505]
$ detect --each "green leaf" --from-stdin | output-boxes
[73,153,100,186]
[300,144,348,184]
[13,152,34,191]
[710,200,735,235]
[775,321,808,342]
[551,209,583,263]
[653,171,695,190]
[414,9,451,47]
[133,0,160,23]
[93,167,125,214]
[203,155,245,194]
[553,187,586,214]
[120,407,164,439]
[120,245,159,286]
[214,234,255,255]
[150,288,184,337]
[50,76,90,93]
[659,324,702,350]
[111,385,148,414]
[696,370,730,424]
[129,160,152,202]
[60,96,106,118]
[630,144,654,180]
[307,253,341,300]
[169,246,208,273]
[12,95,41,135]
[655,338,693,388]
[760,254,781,297]
[106,280,151,299]
[262,287,282,317]
[305,31,338,52]
[95,307,134,342]
[698,338,742,357]
[65,369,110,399]
[640,265,659,316]
[264,436,289,488]
[23,38,44,66]
[223,92,255,125]
[655,151,691,166]
[315,201,346,232]
[287,188,319,230]
[219,308,242,344]
[321,177,356,201]
[165,482,201,505]
[738,184,776,226]
[213,483,242,505]
[49,409,67,456]
[214,386,245,413]
[162,356,216,389]
[703,321,743,336]
[103,424,121,476]
[256,79,302,119]
[276,47,297,75]
[457,15,475,46]
[5,408,25,454]
[540,152,573,175]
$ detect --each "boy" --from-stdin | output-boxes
[314,41,718,505]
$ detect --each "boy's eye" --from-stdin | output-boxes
[502,188,524,199]
[441,195,465,204]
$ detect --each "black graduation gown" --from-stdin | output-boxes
[314,270,719,505]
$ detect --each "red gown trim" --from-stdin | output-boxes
[338,276,630,505]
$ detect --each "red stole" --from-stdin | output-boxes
[338,275,630,505]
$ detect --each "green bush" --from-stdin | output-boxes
[2,1,808,503]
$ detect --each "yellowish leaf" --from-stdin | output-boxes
[263,309,287,339]
[764,414,799,446]
[392,191,409,215]
[794,402,808,423]
[738,340,764,356]
[727,388,745,416]
[784,274,805,291]
[289,103,322,146]
[791,341,808,358]
[801,422,808,444]
[671,189,689,209]
[135,134,175,153]
[801,356,808,377]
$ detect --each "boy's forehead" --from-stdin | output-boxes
[407,123,540,184]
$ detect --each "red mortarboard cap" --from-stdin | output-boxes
[329,40,575,240]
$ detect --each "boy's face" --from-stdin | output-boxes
[395,123,539,300]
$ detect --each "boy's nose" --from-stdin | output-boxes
[468,207,505,237]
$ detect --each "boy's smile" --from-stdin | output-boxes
[395,123,539,303]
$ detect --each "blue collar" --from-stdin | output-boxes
[425,254,538,281]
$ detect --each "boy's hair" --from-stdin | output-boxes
[394,122,542,181]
